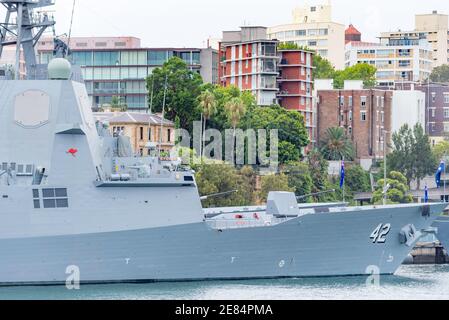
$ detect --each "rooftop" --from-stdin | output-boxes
[94,112,174,126]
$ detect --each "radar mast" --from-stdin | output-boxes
[0,0,56,79]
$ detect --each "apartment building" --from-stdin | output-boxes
[345,36,433,87]
[267,2,345,69]
[219,27,315,142]
[277,49,315,142]
[417,83,449,145]
[37,37,219,110]
[380,11,449,68]
[219,27,279,106]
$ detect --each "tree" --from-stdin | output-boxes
[345,165,371,193]
[258,174,294,203]
[282,162,313,203]
[372,171,413,204]
[320,127,355,161]
[433,141,449,162]
[430,64,449,83]
[195,163,255,208]
[333,63,377,89]
[110,95,126,111]
[307,150,336,202]
[146,57,203,132]
[198,90,217,157]
[313,54,335,80]
[241,105,309,164]
[388,124,437,188]
[413,124,438,189]
[225,96,246,137]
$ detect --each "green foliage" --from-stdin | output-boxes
[146,57,204,132]
[282,162,313,203]
[313,55,335,80]
[333,63,377,89]
[195,164,255,208]
[110,95,126,111]
[372,171,413,204]
[258,174,294,203]
[388,124,437,188]
[313,57,377,89]
[320,127,355,161]
[432,141,449,162]
[430,64,449,83]
[345,165,371,193]
[278,42,315,53]
[241,105,309,164]
[307,150,336,202]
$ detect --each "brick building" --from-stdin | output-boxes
[416,83,449,145]
[317,81,393,167]
[277,49,315,142]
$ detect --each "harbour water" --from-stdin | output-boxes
[0,265,448,300]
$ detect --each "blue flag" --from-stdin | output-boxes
[436,161,445,188]
[340,160,345,189]
[424,186,429,203]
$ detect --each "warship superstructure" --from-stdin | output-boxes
[434,216,449,252]
[0,1,447,285]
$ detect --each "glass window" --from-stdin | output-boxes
[43,199,56,209]
[94,51,119,66]
[56,199,69,208]
[148,51,168,65]
[444,94,449,104]
[71,51,93,66]
[33,200,40,209]
[55,188,68,198]
[361,111,367,121]
[42,189,55,198]
[32,189,39,198]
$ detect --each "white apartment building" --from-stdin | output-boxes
[380,11,449,68]
[345,38,433,87]
[391,89,426,135]
[267,2,345,69]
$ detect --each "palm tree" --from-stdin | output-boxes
[225,97,246,163]
[225,97,246,137]
[320,127,355,161]
[198,90,217,158]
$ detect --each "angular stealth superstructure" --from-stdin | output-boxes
[0,58,447,284]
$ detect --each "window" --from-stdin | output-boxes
[167,129,171,143]
[348,96,353,107]
[40,188,69,209]
[432,92,436,103]
[348,127,353,135]
[361,96,367,108]
[381,112,385,123]
[32,189,40,209]
[140,127,144,140]
[361,111,367,121]
[444,109,449,118]
[148,128,152,141]
[445,123,449,133]
[444,93,449,104]
[349,111,353,121]
[339,96,345,107]
[381,97,385,108]
[431,109,436,118]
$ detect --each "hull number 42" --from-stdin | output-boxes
[370,223,391,243]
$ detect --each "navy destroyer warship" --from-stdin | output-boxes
[0,0,447,285]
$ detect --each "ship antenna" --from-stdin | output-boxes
[67,0,76,48]
[158,74,168,159]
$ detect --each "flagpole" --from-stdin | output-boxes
[342,158,345,203]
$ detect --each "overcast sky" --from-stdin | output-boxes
[26,0,449,47]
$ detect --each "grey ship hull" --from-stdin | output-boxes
[434,216,449,252]
[0,205,443,285]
